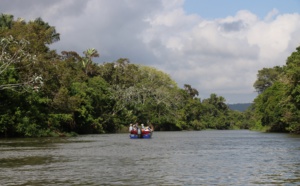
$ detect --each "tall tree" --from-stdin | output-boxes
[283,46,300,133]
[32,17,60,44]
[253,66,283,94]
[184,84,199,98]
[254,81,288,132]
[253,46,300,133]
[0,35,42,91]
[82,48,99,75]
[0,14,13,29]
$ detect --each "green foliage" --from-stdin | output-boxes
[82,48,99,75]
[0,14,13,29]
[253,46,300,133]
[253,66,283,94]
[3,13,292,137]
[254,82,288,132]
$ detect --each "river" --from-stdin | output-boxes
[1,130,300,185]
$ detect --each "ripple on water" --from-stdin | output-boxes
[0,130,300,185]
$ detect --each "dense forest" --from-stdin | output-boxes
[0,14,299,137]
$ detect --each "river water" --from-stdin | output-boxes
[1,130,300,186]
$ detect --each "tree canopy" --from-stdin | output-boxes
[253,46,300,133]
[1,14,299,137]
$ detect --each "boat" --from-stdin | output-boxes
[129,129,152,139]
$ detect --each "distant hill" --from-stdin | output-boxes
[227,103,252,112]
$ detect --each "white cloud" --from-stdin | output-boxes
[141,7,300,103]
[1,0,300,103]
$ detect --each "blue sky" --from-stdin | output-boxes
[184,0,300,19]
[1,0,300,103]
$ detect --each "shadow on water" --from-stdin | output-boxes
[1,156,55,168]
[0,137,69,147]
[0,137,95,148]
[0,138,72,170]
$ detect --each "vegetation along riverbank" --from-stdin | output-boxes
[0,14,299,137]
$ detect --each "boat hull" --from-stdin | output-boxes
[129,131,152,139]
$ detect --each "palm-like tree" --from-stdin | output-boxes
[82,48,99,75]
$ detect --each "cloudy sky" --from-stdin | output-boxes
[1,0,300,103]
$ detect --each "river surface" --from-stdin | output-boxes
[1,130,300,186]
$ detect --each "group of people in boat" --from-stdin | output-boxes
[129,123,152,132]
[129,123,152,138]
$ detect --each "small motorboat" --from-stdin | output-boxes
[129,127,153,139]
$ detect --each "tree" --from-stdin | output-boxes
[0,15,60,137]
[283,46,300,133]
[70,77,111,134]
[0,35,43,91]
[203,93,228,111]
[0,14,13,29]
[32,17,60,44]
[253,81,288,132]
[100,62,182,129]
[0,16,60,54]
[285,46,300,108]
[184,84,199,98]
[0,15,61,92]
[253,46,300,133]
[253,66,283,94]
[82,48,99,75]
[201,93,230,129]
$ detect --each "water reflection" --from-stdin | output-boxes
[0,131,300,185]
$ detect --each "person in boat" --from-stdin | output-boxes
[141,124,145,132]
[136,123,142,138]
[129,124,133,132]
